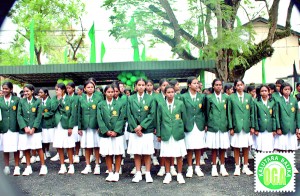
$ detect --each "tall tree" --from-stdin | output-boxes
[8,0,85,65]
[103,0,295,81]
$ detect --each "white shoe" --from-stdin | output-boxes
[225,152,228,158]
[21,156,26,164]
[170,166,177,176]
[39,165,48,175]
[112,173,119,182]
[177,173,185,184]
[19,151,24,159]
[242,165,253,175]
[200,157,205,165]
[186,167,193,178]
[248,153,254,160]
[174,158,177,165]
[121,159,124,165]
[132,171,142,183]
[64,158,70,164]
[106,165,115,174]
[78,150,83,157]
[152,156,159,166]
[203,152,208,159]
[195,167,204,177]
[13,166,20,176]
[30,156,37,164]
[68,164,75,174]
[131,167,137,175]
[22,166,33,176]
[73,155,80,164]
[157,167,166,176]
[293,167,299,174]
[234,165,241,176]
[58,164,67,174]
[119,166,122,175]
[90,155,95,163]
[3,166,10,175]
[130,154,134,159]
[145,172,153,183]
[163,173,172,184]
[141,166,146,175]
[94,165,100,175]
[45,151,51,158]
[106,173,114,182]
[81,165,92,174]
[220,165,229,177]
[35,156,41,162]
[193,159,196,164]
[50,153,60,161]
[211,165,218,177]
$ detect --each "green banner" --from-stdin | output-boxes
[30,19,35,65]
[88,22,96,63]
[100,42,106,63]
[262,57,266,84]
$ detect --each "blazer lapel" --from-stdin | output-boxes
[259,100,269,115]
[234,94,244,112]
[281,98,291,116]
[162,101,172,118]
[212,95,222,111]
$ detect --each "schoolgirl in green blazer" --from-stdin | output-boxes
[127,78,156,183]
[181,76,206,178]
[156,85,187,184]
[78,80,102,175]
[227,79,254,176]
[17,84,46,176]
[0,82,20,176]
[97,84,127,182]
[253,85,276,152]
[206,79,230,177]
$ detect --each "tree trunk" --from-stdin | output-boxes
[35,47,42,65]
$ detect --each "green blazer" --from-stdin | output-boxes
[97,99,127,138]
[206,93,228,132]
[69,94,79,127]
[51,95,74,129]
[78,93,102,130]
[227,93,255,133]
[175,93,182,100]
[40,97,55,129]
[182,92,206,132]
[272,92,282,102]
[254,99,276,132]
[17,98,42,134]
[154,93,166,105]
[127,93,156,134]
[275,96,299,134]
[156,99,186,141]
[94,91,104,100]
[0,95,20,133]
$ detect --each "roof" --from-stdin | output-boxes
[0,60,215,87]
[243,17,300,37]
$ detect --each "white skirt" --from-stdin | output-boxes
[53,122,75,149]
[206,131,230,149]
[80,128,99,148]
[127,133,154,155]
[99,136,125,156]
[184,123,206,149]
[3,130,19,152]
[153,134,161,150]
[18,132,42,151]
[274,132,298,151]
[0,134,3,151]
[42,128,54,143]
[160,136,187,157]
[73,126,81,142]
[230,130,253,148]
[253,131,274,152]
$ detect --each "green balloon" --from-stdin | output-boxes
[117,74,122,80]
[121,72,126,76]
[57,79,64,84]
[130,76,137,82]
[121,77,127,83]
[126,80,132,86]
[134,70,141,76]
[126,72,133,79]
[63,80,69,85]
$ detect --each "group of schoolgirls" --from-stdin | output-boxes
[0,77,299,185]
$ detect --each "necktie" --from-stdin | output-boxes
[139,96,142,103]
[108,104,111,110]
[169,105,172,113]
[193,98,195,102]
[5,100,8,106]
[239,97,243,103]
[217,97,220,103]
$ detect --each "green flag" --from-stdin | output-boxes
[128,17,140,61]
[236,16,242,27]
[100,42,106,63]
[141,45,146,61]
[88,22,96,63]
[262,57,266,84]
[64,47,68,64]
[30,19,35,65]
[200,70,205,89]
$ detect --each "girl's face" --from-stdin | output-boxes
[125,91,131,96]
[24,87,34,99]
[146,82,153,92]
[165,87,175,101]
[55,86,64,97]
[235,81,244,93]
[269,88,274,94]
[114,87,120,99]
[213,81,222,94]
[174,82,180,92]
[226,88,233,95]
[276,84,281,93]
[84,83,95,95]
[136,80,146,94]
[66,85,75,95]
[282,86,291,97]
[38,90,47,99]
[77,88,83,96]
[155,87,160,94]
[2,85,12,97]
[249,89,256,98]
[189,79,199,92]
[160,81,169,93]
[105,87,114,100]
[260,86,269,98]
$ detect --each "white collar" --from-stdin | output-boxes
[189,90,197,99]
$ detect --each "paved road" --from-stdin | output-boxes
[1,150,299,196]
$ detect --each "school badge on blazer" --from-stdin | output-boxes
[12,105,17,110]
[44,109,48,113]
[144,105,149,111]
[198,103,202,108]
[92,104,96,110]
[175,114,180,120]
[291,107,295,112]
[246,104,249,110]
[32,107,36,112]
[65,106,70,111]
[224,104,226,109]
[112,110,118,116]
[269,109,272,115]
